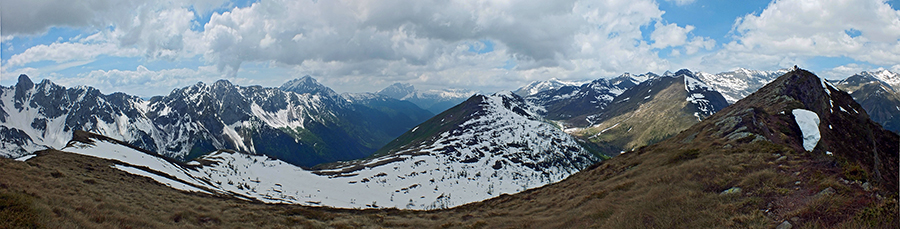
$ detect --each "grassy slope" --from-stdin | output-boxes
[2,71,897,229]
[4,136,894,228]
[573,77,698,152]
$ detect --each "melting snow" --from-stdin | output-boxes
[792,109,821,151]
[14,154,36,162]
[114,164,211,194]
[60,93,597,210]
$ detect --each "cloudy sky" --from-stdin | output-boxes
[2,0,899,97]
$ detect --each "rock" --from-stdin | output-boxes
[776,156,787,161]
[720,187,742,195]
[861,182,872,191]
[816,187,835,197]
[776,220,793,229]
[791,217,800,223]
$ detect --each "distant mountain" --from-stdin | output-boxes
[377,83,476,114]
[53,91,599,210]
[567,69,729,152]
[695,68,790,103]
[513,78,588,96]
[382,68,896,228]
[0,75,432,167]
[835,70,900,133]
[280,75,341,98]
[525,73,656,120]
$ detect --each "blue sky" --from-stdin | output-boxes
[2,0,899,97]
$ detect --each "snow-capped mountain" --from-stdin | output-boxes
[835,70,900,133]
[280,75,342,98]
[866,69,900,89]
[377,83,476,114]
[525,73,655,120]
[513,78,589,96]
[1,74,157,158]
[695,68,790,103]
[0,75,432,167]
[565,69,729,153]
[51,91,599,210]
[701,68,899,192]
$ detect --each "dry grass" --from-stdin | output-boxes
[2,137,896,229]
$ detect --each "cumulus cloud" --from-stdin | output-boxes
[4,0,715,94]
[699,0,900,73]
[821,63,868,80]
[7,42,140,66]
[651,22,694,49]
[61,65,228,97]
[198,0,705,84]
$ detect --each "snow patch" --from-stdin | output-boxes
[114,164,211,194]
[792,109,821,151]
[14,154,36,162]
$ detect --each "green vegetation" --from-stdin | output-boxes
[574,78,699,154]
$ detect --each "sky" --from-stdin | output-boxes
[2,0,900,98]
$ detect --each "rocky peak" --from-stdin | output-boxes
[673,69,694,78]
[280,75,338,98]
[15,74,34,90]
[691,68,898,193]
[14,75,34,106]
[377,83,416,99]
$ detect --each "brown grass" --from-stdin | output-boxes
[2,138,896,229]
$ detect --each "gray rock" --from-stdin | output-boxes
[720,187,742,195]
[862,182,872,191]
[815,187,835,197]
[776,220,793,229]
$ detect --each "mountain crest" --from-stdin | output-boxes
[280,75,339,97]
[694,68,898,192]
[377,82,416,99]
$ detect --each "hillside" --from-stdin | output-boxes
[835,70,900,133]
[1,69,897,228]
[0,75,432,167]
[567,70,729,153]
[26,91,598,211]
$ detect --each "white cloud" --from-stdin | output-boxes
[699,0,900,73]
[7,42,140,66]
[0,0,228,37]
[664,0,697,6]
[60,65,227,97]
[651,22,694,49]
[3,0,715,94]
[196,0,700,90]
[821,63,868,80]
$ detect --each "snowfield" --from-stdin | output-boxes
[42,92,598,210]
[792,109,821,151]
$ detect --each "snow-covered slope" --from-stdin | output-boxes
[869,69,900,89]
[377,83,476,114]
[695,68,790,103]
[513,78,589,96]
[525,73,652,120]
[0,75,431,167]
[835,70,900,133]
[0,75,159,158]
[52,90,599,210]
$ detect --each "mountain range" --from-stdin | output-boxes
[3,67,895,228]
[0,75,432,167]
[377,83,476,114]
[835,69,900,133]
[35,91,599,210]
